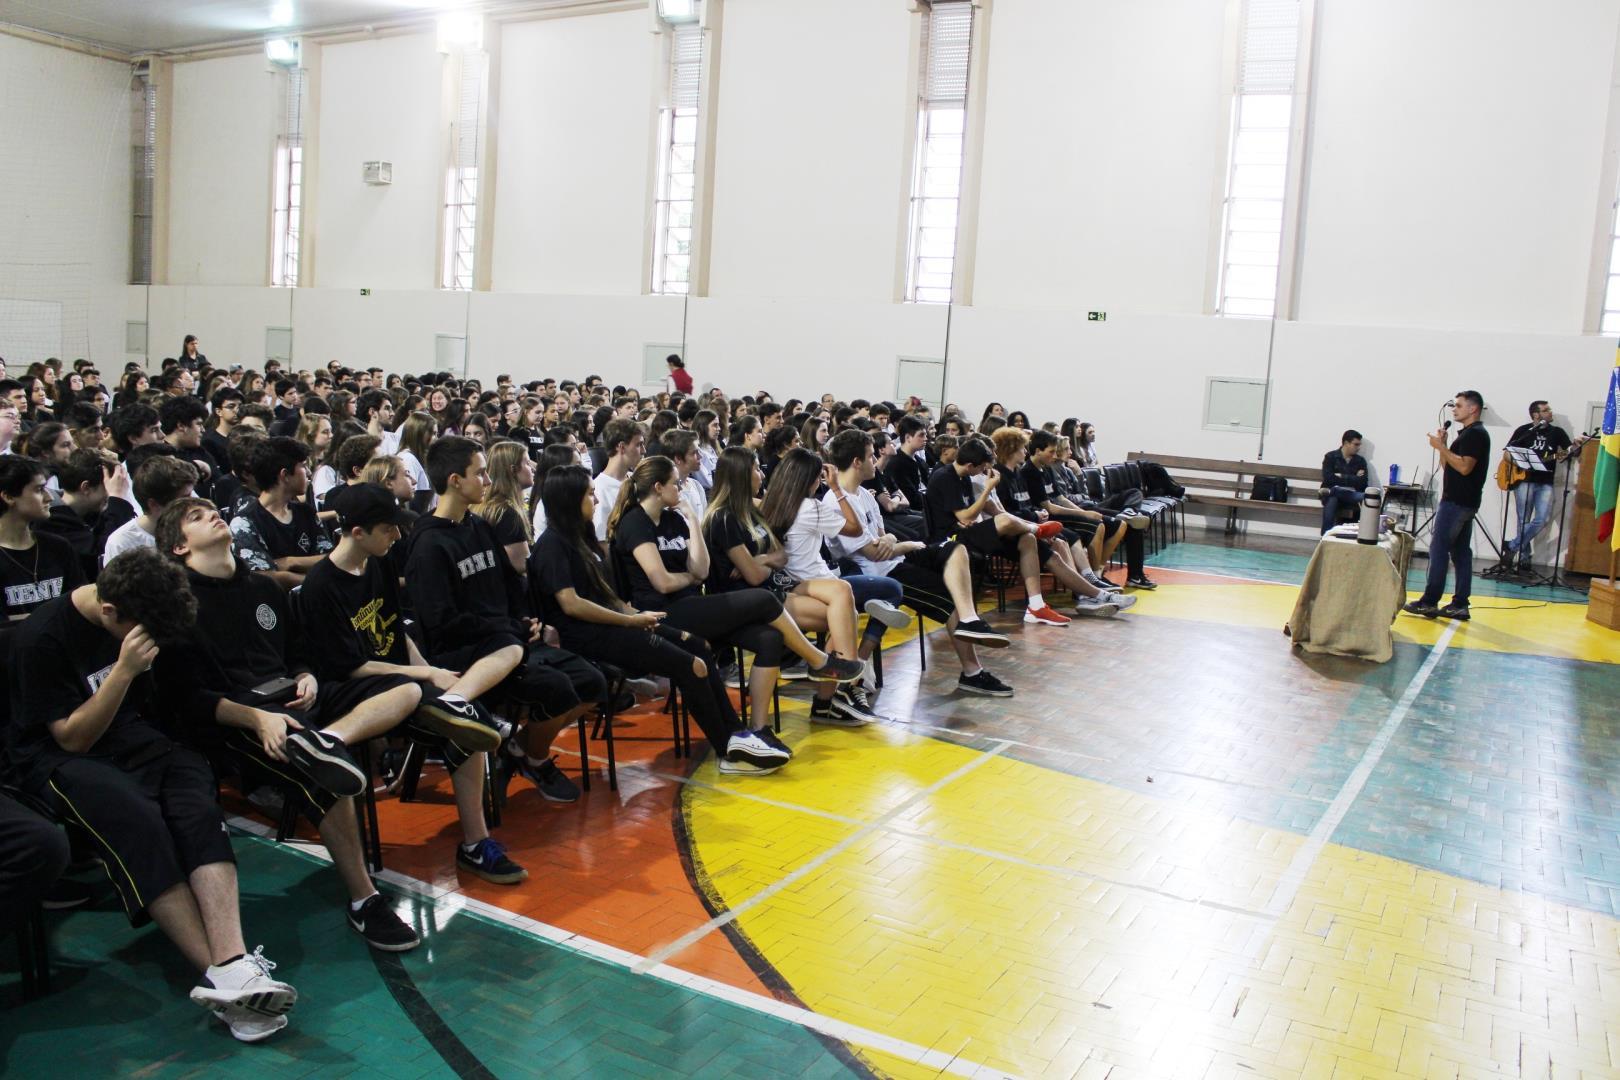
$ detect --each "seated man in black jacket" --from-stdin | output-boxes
[889,415,931,510]
[1320,429,1369,534]
[404,437,605,810]
[36,448,135,581]
[153,497,423,953]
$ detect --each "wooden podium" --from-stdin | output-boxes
[1565,440,1612,575]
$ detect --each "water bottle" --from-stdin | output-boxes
[1387,464,1400,485]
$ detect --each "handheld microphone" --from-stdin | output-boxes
[1443,420,1452,432]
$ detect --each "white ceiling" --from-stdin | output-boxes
[0,0,461,54]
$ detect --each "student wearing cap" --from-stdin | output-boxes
[296,484,523,883]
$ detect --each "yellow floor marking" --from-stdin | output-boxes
[1124,581,1620,665]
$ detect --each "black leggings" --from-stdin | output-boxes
[662,589,786,668]
[563,624,742,752]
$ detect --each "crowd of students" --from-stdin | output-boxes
[0,349,1159,1042]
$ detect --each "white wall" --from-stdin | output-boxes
[492,12,657,295]
[972,0,1227,314]
[1297,0,1620,333]
[168,54,277,286]
[0,33,130,369]
[706,0,915,302]
[313,32,444,290]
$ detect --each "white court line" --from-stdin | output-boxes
[631,740,1011,974]
[1260,619,1460,921]
[227,813,1020,1079]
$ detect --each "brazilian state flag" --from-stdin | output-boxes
[1598,352,1620,546]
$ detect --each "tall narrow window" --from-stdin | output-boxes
[442,51,486,292]
[271,69,305,288]
[1215,0,1301,318]
[905,2,975,305]
[130,68,156,284]
[652,22,702,295]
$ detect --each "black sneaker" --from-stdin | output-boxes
[953,618,1010,649]
[518,757,580,803]
[41,878,92,910]
[456,838,529,884]
[347,894,421,952]
[1438,602,1471,621]
[414,693,501,753]
[831,684,885,724]
[284,728,366,798]
[754,728,793,757]
[1126,575,1158,590]
[720,730,790,773]
[957,670,1014,697]
[806,655,866,683]
[1402,600,1440,618]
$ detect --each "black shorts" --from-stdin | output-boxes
[888,544,963,624]
[955,519,1051,565]
[43,747,235,927]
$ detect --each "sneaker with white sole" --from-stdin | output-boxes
[347,894,421,952]
[190,947,297,1018]
[212,1004,289,1042]
[1105,592,1137,611]
[1024,604,1072,626]
[284,728,366,798]
[956,670,1015,697]
[1071,595,1120,618]
[456,837,529,884]
[754,728,793,757]
[862,598,912,630]
[832,683,887,723]
[723,730,791,771]
[952,618,1010,648]
[413,693,501,753]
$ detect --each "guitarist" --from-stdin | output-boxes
[1503,400,1572,572]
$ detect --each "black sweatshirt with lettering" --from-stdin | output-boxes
[403,511,529,657]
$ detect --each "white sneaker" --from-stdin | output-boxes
[723,730,791,771]
[212,1003,290,1042]
[1109,592,1138,611]
[1072,595,1120,618]
[862,598,912,630]
[190,947,297,1018]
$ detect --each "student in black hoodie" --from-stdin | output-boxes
[153,496,423,951]
[405,436,605,807]
[37,448,135,581]
[297,484,524,885]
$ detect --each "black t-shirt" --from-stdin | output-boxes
[1508,423,1571,485]
[230,498,334,570]
[612,504,699,610]
[1021,463,1056,509]
[924,465,976,544]
[531,527,615,640]
[296,554,411,681]
[481,507,531,551]
[1,533,86,628]
[7,594,165,789]
[1443,423,1492,509]
[995,464,1038,520]
[704,508,771,593]
[510,428,546,462]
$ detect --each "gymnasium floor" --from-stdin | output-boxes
[6,533,1620,1079]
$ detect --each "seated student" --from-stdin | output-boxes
[865,431,925,541]
[759,424,800,488]
[1026,431,1156,590]
[293,487,522,886]
[104,453,199,563]
[7,548,298,1042]
[229,436,333,590]
[37,448,134,580]
[988,428,1134,617]
[152,497,425,950]
[356,390,400,456]
[531,466,787,774]
[823,430,1013,696]
[160,395,216,496]
[333,432,382,491]
[202,387,245,466]
[109,402,163,457]
[1319,429,1369,534]
[659,429,709,525]
[758,447,911,725]
[0,791,69,935]
[210,427,265,522]
[471,440,534,577]
[610,456,862,746]
[64,401,108,450]
[591,418,644,542]
[925,437,1120,624]
[0,457,87,641]
[405,436,604,808]
[890,416,931,509]
[528,443,580,537]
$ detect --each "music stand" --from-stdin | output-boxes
[1484,447,1549,584]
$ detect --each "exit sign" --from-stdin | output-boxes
[1087,311,1106,322]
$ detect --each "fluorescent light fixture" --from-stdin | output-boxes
[265,37,299,65]
[270,1,294,27]
[436,12,483,53]
[657,0,698,21]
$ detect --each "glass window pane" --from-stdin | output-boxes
[1603,310,1620,335]
[923,168,961,198]
[1230,164,1285,200]
[1224,264,1278,300]
[1227,198,1283,230]
[1232,128,1288,167]
[927,107,965,135]
[1605,274,1620,314]
[1240,94,1292,129]
[1222,297,1275,317]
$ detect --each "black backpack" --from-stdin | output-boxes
[1250,475,1290,502]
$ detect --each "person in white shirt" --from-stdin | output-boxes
[592,418,644,543]
[104,453,198,564]
[660,430,709,525]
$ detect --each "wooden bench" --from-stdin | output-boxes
[1126,452,1337,532]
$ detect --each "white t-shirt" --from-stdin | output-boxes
[680,476,708,524]
[532,497,548,537]
[313,464,340,499]
[592,470,623,542]
[398,449,434,510]
[377,429,402,457]
[825,485,902,577]
[103,518,156,564]
[783,497,844,582]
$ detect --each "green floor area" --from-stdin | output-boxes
[1,835,865,1079]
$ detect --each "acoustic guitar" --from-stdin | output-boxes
[1495,431,1595,491]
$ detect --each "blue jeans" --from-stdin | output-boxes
[1420,500,1476,607]
[839,574,904,645]
[1321,486,1365,533]
[1508,482,1553,558]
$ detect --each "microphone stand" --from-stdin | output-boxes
[1412,400,1450,549]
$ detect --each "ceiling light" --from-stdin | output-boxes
[265,37,299,65]
[658,0,699,22]
[437,12,483,53]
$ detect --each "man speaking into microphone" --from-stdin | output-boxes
[1405,391,1490,621]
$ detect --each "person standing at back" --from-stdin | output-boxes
[1405,391,1490,622]
[665,355,694,397]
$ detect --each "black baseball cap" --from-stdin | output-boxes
[330,483,413,531]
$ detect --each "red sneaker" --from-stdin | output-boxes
[1023,605,1072,626]
[1035,522,1064,540]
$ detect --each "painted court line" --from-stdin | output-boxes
[632,740,1012,974]
[226,814,1016,1079]
[1260,618,1461,921]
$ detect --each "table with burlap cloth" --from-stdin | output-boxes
[1285,530,1414,664]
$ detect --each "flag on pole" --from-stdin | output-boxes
[1596,351,1620,547]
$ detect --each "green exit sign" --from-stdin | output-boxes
[1087,311,1106,322]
